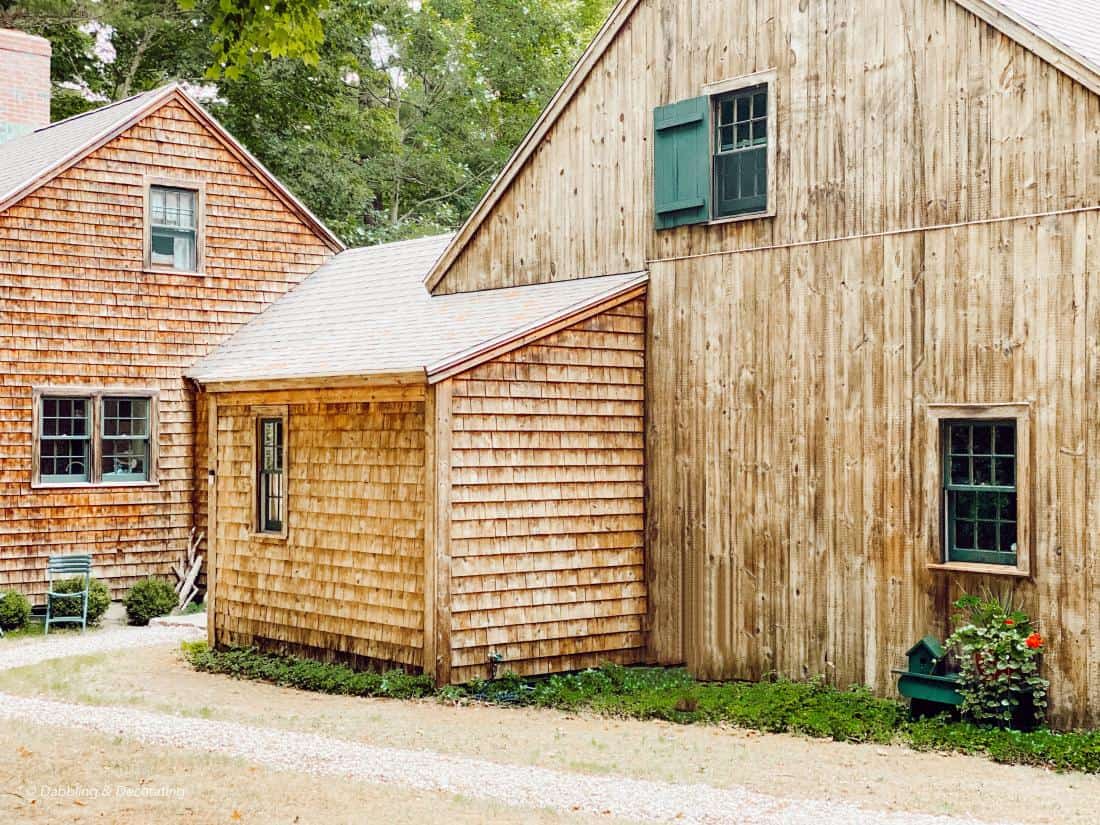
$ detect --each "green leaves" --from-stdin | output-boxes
[194,0,329,79]
[946,593,1049,728]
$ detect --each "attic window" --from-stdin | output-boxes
[653,69,776,229]
[147,183,201,272]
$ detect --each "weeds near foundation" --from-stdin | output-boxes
[182,643,1100,773]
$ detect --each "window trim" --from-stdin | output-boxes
[31,386,160,490]
[252,405,289,540]
[925,403,1031,578]
[702,68,778,225]
[143,177,205,275]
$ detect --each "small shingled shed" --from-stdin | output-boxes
[188,235,648,684]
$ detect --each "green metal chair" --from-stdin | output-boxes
[45,554,93,634]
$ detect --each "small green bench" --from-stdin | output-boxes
[44,554,93,634]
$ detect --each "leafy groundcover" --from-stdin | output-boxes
[182,642,1100,774]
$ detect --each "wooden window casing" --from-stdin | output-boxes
[925,404,1031,578]
[942,420,1017,565]
[143,178,205,274]
[653,69,777,230]
[712,84,769,218]
[32,387,159,489]
[253,407,288,539]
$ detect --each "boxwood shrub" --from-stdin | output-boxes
[0,590,31,631]
[124,578,178,626]
[49,577,110,625]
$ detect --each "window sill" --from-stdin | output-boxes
[707,207,776,227]
[250,532,289,543]
[927,561,1030,579]
[32,481,159,491]
[142,266,205,277]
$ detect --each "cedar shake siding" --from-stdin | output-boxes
[0,96,334,599]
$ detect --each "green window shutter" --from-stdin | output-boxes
[653,96,711,229]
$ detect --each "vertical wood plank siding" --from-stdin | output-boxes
[647,212,1100,729]
[212,397,427,669]
[447,298,647,682]
[0,99,332,599]
[433,0,1100,297]
[423,1,1100,725]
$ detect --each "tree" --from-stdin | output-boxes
[3,0,615,244]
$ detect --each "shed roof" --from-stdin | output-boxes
[0,84,342,251]
[188,234,647,387]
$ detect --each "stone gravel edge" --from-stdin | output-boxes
[0,627,1003,825]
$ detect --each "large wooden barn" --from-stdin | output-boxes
[194,0,1100,728]
[0,31,341,599]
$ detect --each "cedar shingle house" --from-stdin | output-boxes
[0,30,341,598]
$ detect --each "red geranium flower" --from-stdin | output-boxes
[1026,632,1043,650]
[1004,618,1016,627]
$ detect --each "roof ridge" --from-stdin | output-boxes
[33,84,174,134]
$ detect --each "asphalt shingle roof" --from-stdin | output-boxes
[1001,0,1100,69]
[0,87,166,205]
[188,234,646,385]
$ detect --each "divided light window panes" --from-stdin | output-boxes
[37,394,154,485]
[40,397,91,483]
[943,420,1018,566]
[101,397,151,482]
[257,417,286,534]
[149,185,199,271]
[713,85,768,218]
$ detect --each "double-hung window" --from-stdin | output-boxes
[653,69,776,229]
[39,397,91,484]
[148,183,200,272]
[713,85,768,218]
[927,404,1030,577]
[35,390,157,486]
[256,413,287,536]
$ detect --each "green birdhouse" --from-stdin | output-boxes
[905,635,945,676]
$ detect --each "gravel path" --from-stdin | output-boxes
[0,628,1005,825]
[0,624,202,671]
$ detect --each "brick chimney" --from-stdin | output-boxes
[0,29,51,144]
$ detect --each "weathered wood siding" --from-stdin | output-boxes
[0,98,332,599]
[647,211,1100,728]
[446,298,647,682]
[211,394,426,669]
[433,0,1100,295]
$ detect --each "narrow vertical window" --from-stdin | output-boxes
[943,420,1017,565]
[101,397,150,482]
[713,84,768,218]
[149,185,199,271]
[40,397,91,483]
[257,417,286,534]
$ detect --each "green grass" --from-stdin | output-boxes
[0,620,45,640]
[181,643,1100,774]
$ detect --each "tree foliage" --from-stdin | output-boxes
[2,0,614,244]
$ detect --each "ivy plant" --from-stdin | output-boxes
[946,593,1049,727]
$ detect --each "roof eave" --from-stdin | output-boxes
[426,272,649,383]
[0,85,345,253]
[422,0,644,293]
[192,369,428,394]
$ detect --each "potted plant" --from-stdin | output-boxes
[946,592,1048,730]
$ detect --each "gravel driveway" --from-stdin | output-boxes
[0,627,1005,825]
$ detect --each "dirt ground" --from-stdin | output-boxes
[2,644,1100,824]
[0,718,626,825]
